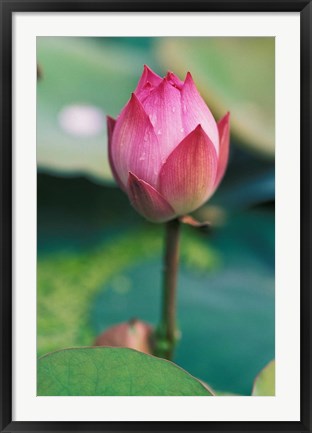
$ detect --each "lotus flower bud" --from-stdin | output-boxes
[94,319,153,354]
[107,65,230,223]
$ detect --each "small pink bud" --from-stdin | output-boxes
[107,65,230,222]
[94,319,153,354]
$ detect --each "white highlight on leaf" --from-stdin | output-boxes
[58,104,105,137]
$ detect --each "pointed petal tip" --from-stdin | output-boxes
[218,112,231,132]
[129,92,143,107]
[194,124,204,132]
[143,64,154,73]
[191,124,210,140]
[141,64,151,76]
[165,71,177,80]
[183,71,200,92]
[106,115,116,127]
[185,71,194,83]
[127,172,175,223]
[165,71,184,89]
[156,76,167,88]
[135,66,162,96]
[165,71,172,81]
[106,115,116,146]
[218,112,230,131]
[220,111,230,122]
[145,75,172,96]
[142,65,162,82]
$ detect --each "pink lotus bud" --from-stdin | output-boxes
[107,65,230,223]
[94,319,153,355]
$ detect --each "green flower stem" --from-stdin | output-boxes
[155,218,181,360]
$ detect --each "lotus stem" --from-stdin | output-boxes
[154,218,181,360]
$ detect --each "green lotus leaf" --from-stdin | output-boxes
[38,347,213,396]
[252,360,275,396]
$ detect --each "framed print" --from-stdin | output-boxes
[1,0,311,432]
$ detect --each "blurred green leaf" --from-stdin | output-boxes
[157,37,275,157]
[37,37,157,182]
[252,360,275,396]
[37,226,163,356]
[38,347,213,396]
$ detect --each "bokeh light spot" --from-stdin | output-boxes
[58,104,105,137]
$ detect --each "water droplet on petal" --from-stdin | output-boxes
[157,129,162,135]
[180,128,184,133]
[172,107,176,113]
[183,104,187,113]
[143,134,148,142]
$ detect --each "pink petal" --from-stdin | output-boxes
[166,71,184,90]
[134,65,162,97]
[141,78,185,163]
[215,112,230,189]
[128,172,176,223]
[111,93,162,188]
[159,125,218,215]
[107,116,126,191]
[181,72,219,153]
[136,82,153,103]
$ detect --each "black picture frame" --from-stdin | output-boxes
[1,0,311,432]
